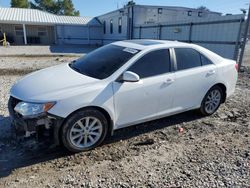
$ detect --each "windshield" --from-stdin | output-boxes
[70,44,140,79]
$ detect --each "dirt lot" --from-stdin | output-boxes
[0,45,95,56]
[0,49,250,187]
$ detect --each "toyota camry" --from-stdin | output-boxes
[8,40,238,152]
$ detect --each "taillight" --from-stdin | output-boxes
[235,63,238,71]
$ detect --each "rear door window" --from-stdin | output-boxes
[175,48,202,71]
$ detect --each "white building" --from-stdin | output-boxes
[0,7,102,45]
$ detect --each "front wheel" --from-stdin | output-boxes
[61,109,108,153]
[200,86,223,116]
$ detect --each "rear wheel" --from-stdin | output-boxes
[200,86,223,116]
[61,109,108,153]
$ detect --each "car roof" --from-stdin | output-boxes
[123,40,165,46]
[113,39,224,64]
[113,39,193,50]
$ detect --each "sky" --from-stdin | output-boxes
[0,0,249,17]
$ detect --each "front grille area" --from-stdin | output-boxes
[10,96,21,108]
[8,96,22,117]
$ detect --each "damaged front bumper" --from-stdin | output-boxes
[8,96,64,146]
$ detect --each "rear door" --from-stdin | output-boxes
[172,48,217,111]
[113,49,175,128]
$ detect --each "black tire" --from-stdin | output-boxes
[200,86,223,116]
[61,109,108,153]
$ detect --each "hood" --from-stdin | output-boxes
[11,63,101,102]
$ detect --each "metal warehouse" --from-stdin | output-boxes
[97,4,222,44]
[97,4,245,61]
[0,7,102,45]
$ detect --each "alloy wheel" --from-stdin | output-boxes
[204,89,221,114]
[69,117,103,148]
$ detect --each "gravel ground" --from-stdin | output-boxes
[0,51,249,187]
[0,45,96,56]
[0,56,78,76]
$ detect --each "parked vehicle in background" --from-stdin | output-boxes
[8,40,238,153]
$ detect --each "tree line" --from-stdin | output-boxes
[10,0,80,16]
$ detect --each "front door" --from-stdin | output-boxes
[113,49,175,128]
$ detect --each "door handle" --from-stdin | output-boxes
[207,70,215,76]
[164,78,175,84]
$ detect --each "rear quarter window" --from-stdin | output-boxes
[200,54,213,66]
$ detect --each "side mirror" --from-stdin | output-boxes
[122,71,140,82]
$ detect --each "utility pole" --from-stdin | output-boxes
[238,3,250,70]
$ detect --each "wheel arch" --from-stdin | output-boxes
[199,83,227,116]
[56,106,114,145]
[209,83,227,103]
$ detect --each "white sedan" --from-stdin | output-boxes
[8,40,238,152]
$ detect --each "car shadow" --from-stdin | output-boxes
[0,110,203,178]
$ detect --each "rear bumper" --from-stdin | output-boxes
[8,96,64,145]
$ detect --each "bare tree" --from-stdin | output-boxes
[126,0,135,6]
[197,6,210,12]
